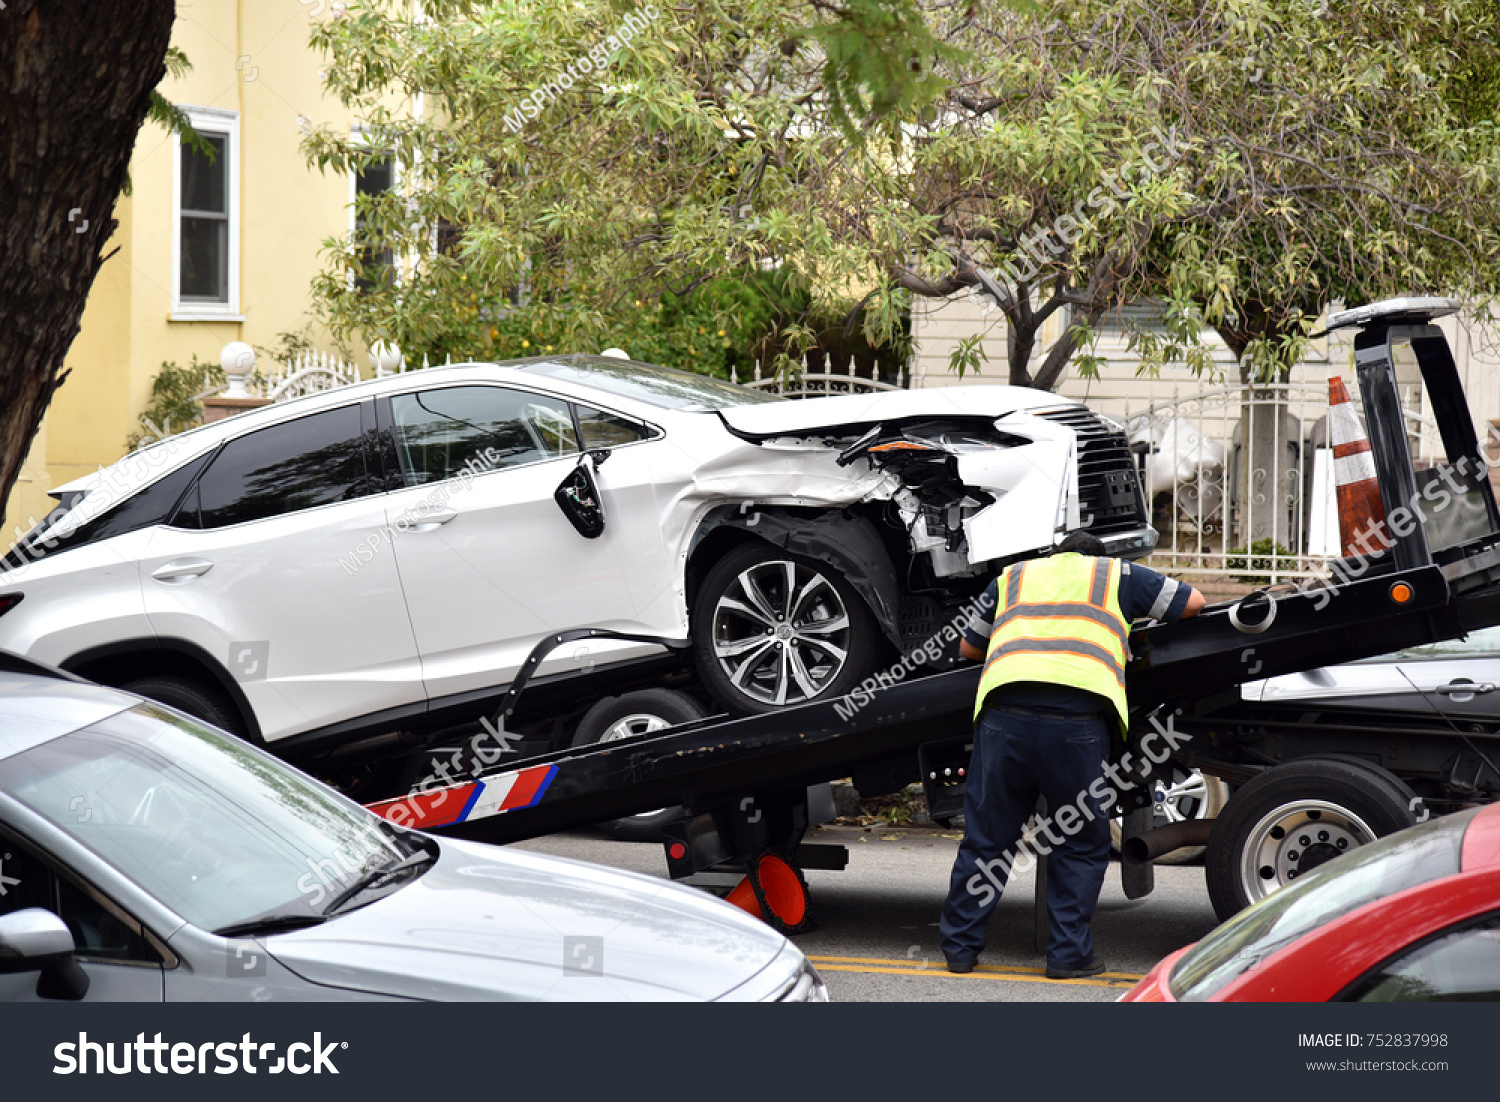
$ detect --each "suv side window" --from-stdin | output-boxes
[389,386,577,484]
[0,831,160,966]
[186,405,371,529]
[1350,912,1500,1001]
[574,403,654,449]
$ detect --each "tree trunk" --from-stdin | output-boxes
[0,0,176,517]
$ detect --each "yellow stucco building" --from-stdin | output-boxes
[3,2,382,547]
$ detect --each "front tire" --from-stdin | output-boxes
[572,689,708,842]
[1205,758,1417,922]
[692,541,880,715]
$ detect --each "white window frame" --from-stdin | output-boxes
[171,105,242,321]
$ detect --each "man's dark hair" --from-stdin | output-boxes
[1054,530,1108,557]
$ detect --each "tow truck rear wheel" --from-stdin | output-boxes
[572,689,708,842]
[1205,758,1417,922]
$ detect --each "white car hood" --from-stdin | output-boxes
[266,837,790,1001]
[717,385,1072,436]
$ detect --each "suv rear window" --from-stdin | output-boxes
[1,455,211,571]
[185,405,372,529]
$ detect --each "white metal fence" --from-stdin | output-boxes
[257,349,462,403]
[1117,381,1441,583]
[735,367,902,397]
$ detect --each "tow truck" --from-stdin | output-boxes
[365,298,1500,930]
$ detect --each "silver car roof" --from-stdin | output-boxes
[0,670,135,761]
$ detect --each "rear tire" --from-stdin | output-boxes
[572,689,708,842]
[1205,758,1417,922]
[692,540,881,716]
[120,675,248,740]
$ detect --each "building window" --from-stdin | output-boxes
[354,153,395,292]
[1099,300,1169,336]
[171,107,240,320]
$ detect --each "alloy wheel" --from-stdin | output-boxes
[710,560,851,706]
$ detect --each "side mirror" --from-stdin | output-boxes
[554,452,607,539]
[0,908,90,1000]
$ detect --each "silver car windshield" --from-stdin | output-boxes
[0,703,407,932]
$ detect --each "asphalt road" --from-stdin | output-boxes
[513,823,1222,1002]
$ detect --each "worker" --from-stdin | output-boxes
[939,530,1205,977]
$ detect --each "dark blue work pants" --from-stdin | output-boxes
[939,706,1112,970]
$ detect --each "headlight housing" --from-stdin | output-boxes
[773,957,830,1002]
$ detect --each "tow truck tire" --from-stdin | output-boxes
[692,541,881,716]
[1205,758,1417,922]
[120,675,248,740]
[572,689,709,842]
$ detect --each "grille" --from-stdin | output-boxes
[1035,406,1147,536]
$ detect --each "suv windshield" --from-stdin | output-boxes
[517,356,783,411]
[1169,809,1476,1001]
[0,703,413,933]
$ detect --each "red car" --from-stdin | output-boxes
[1124,802,1500,1001]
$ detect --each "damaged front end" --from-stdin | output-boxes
[720,401,1155,585]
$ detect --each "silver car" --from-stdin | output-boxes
[0,658,826,1001]
[1244,624,1500,718]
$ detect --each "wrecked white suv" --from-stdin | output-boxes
[0,355,1152,765]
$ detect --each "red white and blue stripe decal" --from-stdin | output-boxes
[366,763,558,830]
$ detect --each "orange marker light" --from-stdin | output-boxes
[868,441,938,453]
[1390,582,1414,604]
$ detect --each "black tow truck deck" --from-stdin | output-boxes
[367,298,1500,929]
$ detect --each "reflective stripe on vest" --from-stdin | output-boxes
[975,553,1130,732]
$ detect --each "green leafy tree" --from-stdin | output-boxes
[125,358,226,451]
[302,0,1500,394]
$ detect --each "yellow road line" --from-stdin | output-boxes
[811,963,1137,989]
[807,954,1143,983]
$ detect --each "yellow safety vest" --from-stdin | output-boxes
[975,553,1130,734]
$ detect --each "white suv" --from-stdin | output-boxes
[0,356,1152,771]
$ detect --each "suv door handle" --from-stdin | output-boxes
[151,558,214,584]
[1436,680,1495,696]
[409,511,457,532]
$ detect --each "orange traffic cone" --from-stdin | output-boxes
[1327,377,1387,557]
[724,854,813,934]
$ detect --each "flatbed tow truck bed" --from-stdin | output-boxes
[366,298,1500,928]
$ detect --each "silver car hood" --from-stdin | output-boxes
[265,837,791,1001]
[716,385,1071,436]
